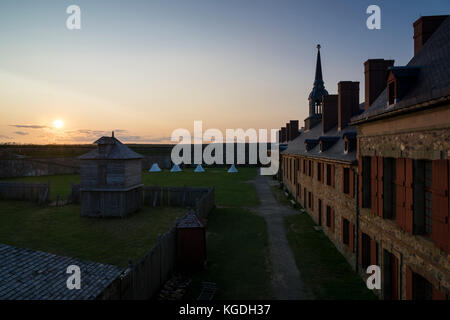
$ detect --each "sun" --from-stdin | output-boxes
[53,119,64,129]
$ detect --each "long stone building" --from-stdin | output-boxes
[279,15,449,300]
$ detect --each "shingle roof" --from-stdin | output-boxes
[78,136,143,160]
[352,15,450,124]
[0,243,123,300]
[281,121,357,163]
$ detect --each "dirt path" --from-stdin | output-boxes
[253,174,313,300]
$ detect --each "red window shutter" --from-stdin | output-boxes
[405,159,414,234]
[350,223,354,252]
[358,231,362,266]
[432,160,450,253]
[321,163,325,183]
[391,255,399,300]
[331,165,335,188]
[349,170,354,198]
[358,156,363,207]
[406,267,413,300]
[370,239,377,265]
[377,157,384,217]
[395,158,406,230]
[331,208,335,233]
[371,156,378,216]
[312,161,314,179]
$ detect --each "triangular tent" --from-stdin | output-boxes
[194,164,205,173]
[170,164,182,172]
[228,164,238,173]
[149,163,161,172]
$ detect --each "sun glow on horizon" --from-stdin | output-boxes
[53,119,64,129]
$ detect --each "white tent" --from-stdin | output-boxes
[149,163,161,172]
[194,164,205,173]
[228,164,238,173]
[170,164,182,172]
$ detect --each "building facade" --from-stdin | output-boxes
[280,15,450,300]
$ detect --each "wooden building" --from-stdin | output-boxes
[78,132,143,218]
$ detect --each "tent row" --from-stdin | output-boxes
[148,164,238,173]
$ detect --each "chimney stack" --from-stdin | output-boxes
[338,81,359,131]
[364,59,394,110]
[322,94,338,134]
[289,120,299,140]
[413,15,447,55]
[286,123,291,142]
[280,127,287,143]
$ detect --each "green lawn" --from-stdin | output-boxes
[1,167,259,206]
[184,208,272,300]
[285,214,377,300]
[0,201,184,268]
[142,167,259,207]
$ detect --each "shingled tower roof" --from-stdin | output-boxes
[308,44,329,117]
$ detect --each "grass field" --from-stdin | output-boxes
[285,214,377,300]
[0,201,184,267]
[184,208,272,300]
[0,167,259,206]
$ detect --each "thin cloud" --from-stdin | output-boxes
[14,131,29,136]
[10,125,48,129]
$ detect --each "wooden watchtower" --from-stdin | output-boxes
[78,132,143,218]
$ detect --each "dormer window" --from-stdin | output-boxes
[388,80,396,105]
[344,140,349,154]
[319,141,324,153]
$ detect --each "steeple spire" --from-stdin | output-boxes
[314,44,323,85]
[308,44,328,117]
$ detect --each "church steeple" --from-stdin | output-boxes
[308,44,328,117]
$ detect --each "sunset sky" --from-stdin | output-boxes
[1,0,449,144]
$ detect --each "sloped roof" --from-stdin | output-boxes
[78,136,143,160]
[0,243,123,300]
[281,121,357,163]
[352,15,450,124]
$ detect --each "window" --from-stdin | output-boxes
[361,233,371,269]
[317,162,322,181]
[342,218,350,245]
[343,168,350,194]
[413,160,432,235]
[412,272,433,300]
[344,140,349,154]
[308,160,312,176]
[303,159,306,174]
[388,81,396,105]
[383,158,396,219]
[308,192,312,208]
[326,164,332,186]
[303,188,307,208]
[326,206,332,228]
[362,156,371,208]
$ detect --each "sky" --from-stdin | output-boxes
[0,0,449,144]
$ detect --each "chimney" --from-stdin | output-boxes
[286,123,291,142]
[280,127,287,143]
[364,59,394,110]
[322,94,338,134]
[289,120,299,140]
[413,15,447,55]
[338,81,359,131]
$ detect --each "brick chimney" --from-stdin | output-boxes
[364,59,394,110]
[322,94,338,134]
[280,127,286,143]
[286,123,291,142]
[289,120,299,140]
[338,81,359,131]
[413,15,448,55]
